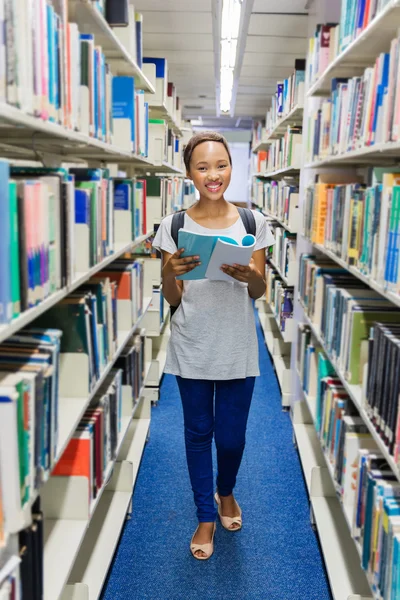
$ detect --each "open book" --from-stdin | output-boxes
[177,229,256,281]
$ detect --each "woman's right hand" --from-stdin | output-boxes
[162,248,201,279]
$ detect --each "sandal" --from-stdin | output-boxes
[215,492,242,531]
[190,523,216,560]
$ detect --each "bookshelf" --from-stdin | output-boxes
[284,0,400,597]
[252,104,304,153]
[252,166,300,179]
[68,0,155,91]
[0,2,191,597]
[307,0,400,97]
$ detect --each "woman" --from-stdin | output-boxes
[152,131,274,560]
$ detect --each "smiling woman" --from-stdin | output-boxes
[152,130,275,562]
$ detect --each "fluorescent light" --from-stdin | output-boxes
[220,0,242,114]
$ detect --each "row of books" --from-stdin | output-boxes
[144,57,183,127]
[265,61,305,135]
[298,255,400,386]
[251,60,305,149]
[253,180,299,227]
[0,163,152,326]
[304,171,400,294]
[0,497,44,598]
[265,264,294,332]
[256,127,302,174]
[307,0,391,86]
[268,225,297,282]
[308,35,400,162]
[0,260,145,535]
[298,326,400,598]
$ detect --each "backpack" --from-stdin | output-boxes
[169,208,256,316]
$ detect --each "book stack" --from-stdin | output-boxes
[265,126,302,173]
[304,171,400,297]
[0,328,62,533]
[265,264,294,332]
[252,120,265,149]
[298,254,400,385]
[53,369,124,508]
[268,226,296,282]
[307,31,400,162]
[265,60,306,135]
[265,181,299,224]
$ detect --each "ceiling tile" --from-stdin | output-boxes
[240,64,293,78]
[252,0,308,12]
[144,33,214,51]
[135,0,212,11]
[242,52,301,67]
[142,11,212,34]
[245,35,308,53]
[248,13,308,36]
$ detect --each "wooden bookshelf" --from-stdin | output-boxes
[252,104,304,153]
[69,0,155,92]
[0,231,154,344]
[307,0,400,97]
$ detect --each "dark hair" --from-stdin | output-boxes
[183,131,232,173]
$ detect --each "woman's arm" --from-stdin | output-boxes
[161,249,200,307]
[220,247,267,300]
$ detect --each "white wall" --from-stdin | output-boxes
[224,142,251,204]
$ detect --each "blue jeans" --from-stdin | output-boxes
[176,376,255,522]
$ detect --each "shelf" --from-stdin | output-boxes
[263,210,298,234]
[268,257,290,286]
[69,0,155,92]
[252,166,300,179]
[54,296,152,467]
[252,104,304,152]
[0,231,154,344]
[298,298,400,483]
[308,0,400,97]
[310,241,400,309]
[0,102,156,164]
[149,103,183,137]
[311,497,372,599]
[306,138,400,168]
[43,406,147,600]
[144,161,184,175]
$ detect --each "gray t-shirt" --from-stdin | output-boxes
[152,210,275,380]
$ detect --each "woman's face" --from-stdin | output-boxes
[188,141,232,201]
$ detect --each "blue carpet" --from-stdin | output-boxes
[101,313,332,600]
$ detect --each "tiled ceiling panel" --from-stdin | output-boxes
[134,0,308,127]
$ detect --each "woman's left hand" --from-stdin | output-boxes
[220,258,261,283]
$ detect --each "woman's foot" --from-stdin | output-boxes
[191,522,216,558]
[217,493,242,530]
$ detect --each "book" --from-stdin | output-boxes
[176,229,256,281]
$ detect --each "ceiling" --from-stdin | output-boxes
[135,0,309,129]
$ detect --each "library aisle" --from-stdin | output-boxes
[101,315,332,600]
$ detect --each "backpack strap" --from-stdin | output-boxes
[171,210,186,248]
[237,207,256,237]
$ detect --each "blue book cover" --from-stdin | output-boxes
[112,76,135,147]
[144,102,149,156]
[101,51,106,141]
[135,13,143,68]
[88,294,100,380]
[114,182,131,210]
[75,189,91,224]
[54,13,60,115]
[372,53,390,144]
[47,4,55,121]
[94,48,99,138]
[176,229,255,281]
[0,160,11,323]
[143,57,167,78]
[277,83,284,116]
